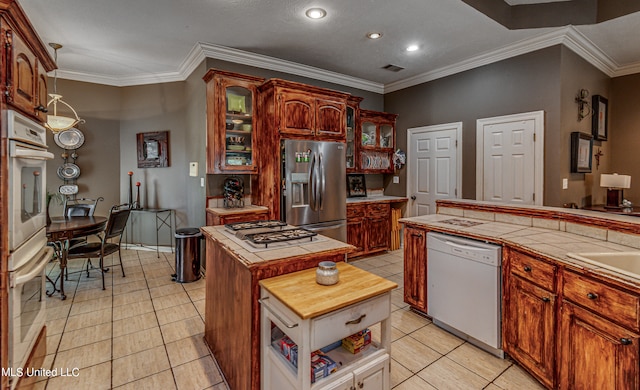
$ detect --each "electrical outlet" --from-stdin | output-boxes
[393,176,400,184]
[562,178,568,190]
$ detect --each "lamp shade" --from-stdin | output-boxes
[600,174,631,189]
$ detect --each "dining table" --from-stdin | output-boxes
[46,215,107,300]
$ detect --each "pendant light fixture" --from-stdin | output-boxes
[45,43,84,133]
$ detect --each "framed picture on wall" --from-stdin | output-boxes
[137,131,170,168]
[591,95,608,141]
[347,174,367,197]
[571,132,593,173]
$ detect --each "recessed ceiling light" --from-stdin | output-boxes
[367,32,383,39]
[406,44,419,52]
[305,8,327,19]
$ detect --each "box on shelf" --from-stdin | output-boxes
[342,328,372,354]
[311,351,338,383]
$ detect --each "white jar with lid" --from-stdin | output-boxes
[316,261,339,285]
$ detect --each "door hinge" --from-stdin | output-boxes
[533,193,535,201]
[533,133,536,142]
[455,140,458,147]
[455,188,457,196]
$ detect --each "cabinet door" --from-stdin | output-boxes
[504,275,556,389]
[366,216,390,253]
[403,226,427,312]
[35,64,48,122]
[279,91,315,136]
[347,217,365,257]
[315,98,345,140]
[6,30,37,117]
[353,354,389,390]
[559,302,639,390]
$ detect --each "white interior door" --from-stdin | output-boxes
[407,123,462,216]
[476,111,544,205]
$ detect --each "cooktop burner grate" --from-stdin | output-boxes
[243,228,317,248]
[225,220,287,231]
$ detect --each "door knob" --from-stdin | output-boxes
[410,195,416,200]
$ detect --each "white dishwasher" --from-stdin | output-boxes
[426,231,503,358]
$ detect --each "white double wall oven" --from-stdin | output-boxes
[6,110,54,387]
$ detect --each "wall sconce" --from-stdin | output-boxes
[600,173,631,208]
[575,89,592,121]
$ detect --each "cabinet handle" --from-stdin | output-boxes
[620,338,632,345]
[541,297,550,302]
[410,195,416,200]
[258,297,299,329]
[411,232,423,238]
[345,314,366,325]
[523,265,532,272]
[35,105,48,113]
[587,292,598,300]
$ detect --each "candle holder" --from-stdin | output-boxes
[127,171,133,206]
[134,182,142,209]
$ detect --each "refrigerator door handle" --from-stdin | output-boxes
[309,151,317,211]
[318,152,325,210]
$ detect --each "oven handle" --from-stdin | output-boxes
[11,246,53,288]
[12,148,54,160]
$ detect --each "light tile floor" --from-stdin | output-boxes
[38,248,545,390]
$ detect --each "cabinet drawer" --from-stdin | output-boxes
[347,204,366,219]
[311,293,390,350]
[563,271,640,331]
[510,251,556,291]
[367,203,390,217]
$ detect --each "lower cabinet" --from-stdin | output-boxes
[205,208,269,225]
[403,226,427,312]
[503,249,557,389]
[317,355,389,390]
[347,203,390,258]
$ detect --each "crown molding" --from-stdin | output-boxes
[197,42,384,94]
[52,27,640,93]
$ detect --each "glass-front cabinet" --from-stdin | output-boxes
[346,96,363,173]
[204,70,264,174]
[359,110,398,173]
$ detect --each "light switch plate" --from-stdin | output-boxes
[189,162,198,177]
[393,176,400,184]
[562,178,568,189]
[200,177,205,187]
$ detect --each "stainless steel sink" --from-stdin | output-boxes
[566,252,640,278]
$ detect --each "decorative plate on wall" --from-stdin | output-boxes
[58,184,79,195]
[54,128,85,150]
[57,163,81,180]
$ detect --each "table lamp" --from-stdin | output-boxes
[600,173,631,208]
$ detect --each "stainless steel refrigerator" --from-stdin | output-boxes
[281,139,346,242]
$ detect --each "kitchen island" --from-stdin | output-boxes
[200,225,353,390]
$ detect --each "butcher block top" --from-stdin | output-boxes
[259,262,397,319]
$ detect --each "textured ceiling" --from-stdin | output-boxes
[18,0,640,92]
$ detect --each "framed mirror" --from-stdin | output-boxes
[137,131,170,168]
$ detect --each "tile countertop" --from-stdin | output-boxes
[347,195,408,204]
[400,213,640,289]
[200,225,354,268]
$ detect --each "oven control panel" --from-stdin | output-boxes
[7,110,47,148]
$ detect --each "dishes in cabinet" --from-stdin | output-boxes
[227,136,245,145]
[227,145,245,151]
[227,94,246,114]
[227,155,248,165]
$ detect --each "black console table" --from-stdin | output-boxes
[125,208,175,257]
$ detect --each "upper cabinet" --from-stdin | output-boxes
[1,3,56,124]
[204,69,264,174]
[359,109,398,173]
[346,96,362,173]
[259,79,349,141]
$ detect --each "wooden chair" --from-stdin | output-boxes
[67,204,132,290]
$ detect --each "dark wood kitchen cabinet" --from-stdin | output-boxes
[1,4,55,124]
[259,79,349,141]
[204,69,264,174]
[346,202,390,259]
[359,109,397,173]
[559,270,640,390]
[345,96,362,172]
[403,225,427,313]
[503,249,557,389]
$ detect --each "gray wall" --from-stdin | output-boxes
[610,73,640,204]
[384,45,613,207]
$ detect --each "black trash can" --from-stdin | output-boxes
[173,228,202,283]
